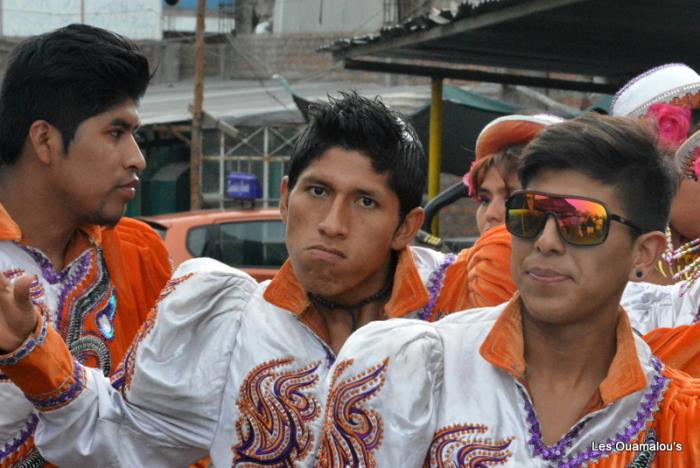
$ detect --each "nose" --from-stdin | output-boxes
[125,135,146,172]
[533,215,565,254]
[485,196,506,226]
[318,198,349,238]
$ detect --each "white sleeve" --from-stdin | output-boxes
[318,319,443,468]
[28,258,257,467]
[622,279,700,333]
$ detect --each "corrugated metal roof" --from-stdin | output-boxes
[318,0,525,54]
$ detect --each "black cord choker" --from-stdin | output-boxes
[307,274,393,311]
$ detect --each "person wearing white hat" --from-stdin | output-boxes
[611,63,700,286]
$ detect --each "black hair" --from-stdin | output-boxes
[0,23,151,166]
[287,91,426,220]
[519,113,677,234]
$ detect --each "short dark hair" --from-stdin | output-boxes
[469,144,524,198]
[519,113,677,234]
[0,24,151,166]
[287,91,426,220]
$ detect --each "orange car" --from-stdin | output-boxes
[138,208,287,282]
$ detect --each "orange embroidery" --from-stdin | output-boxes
[425,424,514,468]
[232,358,322,466]
[317,359,388,468]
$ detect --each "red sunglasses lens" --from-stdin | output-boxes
[506,193,609,245]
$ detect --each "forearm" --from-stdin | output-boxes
[0,320,206,467]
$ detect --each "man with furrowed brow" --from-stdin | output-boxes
[0,92,460,466]
[319,113,700,467]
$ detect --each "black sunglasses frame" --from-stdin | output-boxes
[505,190,643,246]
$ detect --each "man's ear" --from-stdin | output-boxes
[391,207,425,250]
[279,176,290,225]
[27,120,62,165]
[629,230,666,281]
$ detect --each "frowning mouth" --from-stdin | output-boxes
[307,245,346,262]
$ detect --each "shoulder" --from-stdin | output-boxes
[103,217,170,268]
[111,217,165,245]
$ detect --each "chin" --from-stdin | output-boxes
[519,294,574,325]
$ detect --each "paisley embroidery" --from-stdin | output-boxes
[232,358,322,466]
[425,424,514,468]
[317,359,388,468]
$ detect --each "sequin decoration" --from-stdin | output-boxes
[520,357,668,467]
[418,254,456,321]
[96,294,117,340]
[0,414,38,465]
[232,358,322,466]
[425,423,514,468]
[317,359,388,468]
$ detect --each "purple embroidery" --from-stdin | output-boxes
[27,360,86,411]
[693,303,700,324]
[22,245,71,285]
[520,357,668,467]
[55,252,92,332]
[0,414,38,461]
[418,253,456,321]
[0,317,47,366]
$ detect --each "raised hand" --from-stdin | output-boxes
[0,273,38,354]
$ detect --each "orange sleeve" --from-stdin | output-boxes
[438,224,516,315]
[100,218,172,356]
[0,318,84,411]
[644,323,700,378]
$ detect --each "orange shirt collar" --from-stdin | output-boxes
[264,246,430,318]
[480,295,648,406]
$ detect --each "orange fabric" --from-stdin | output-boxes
[0,319,78,398]
[0,204,21,242]
[101,217,173,360]
[0,213,171,465]
[264,247,430,344]
[586,367,700,467]
[438,224,516,316]
[479,297,648,411]
[644,323,700,377]
[475,120,546,161]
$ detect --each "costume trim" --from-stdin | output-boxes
[317,359,388,468]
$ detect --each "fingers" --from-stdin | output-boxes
[0,272,10,294]
[13,275,37,314]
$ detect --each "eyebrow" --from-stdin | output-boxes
[109,118,140,131]
[300,175,384,199]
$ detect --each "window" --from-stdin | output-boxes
[217,220,287,268]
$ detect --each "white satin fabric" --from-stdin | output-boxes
[33,251,446,467]
[323,305,669,467]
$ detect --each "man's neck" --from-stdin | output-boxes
[0,169,78,270]
[316,300,388,355]
[522,307,618,445]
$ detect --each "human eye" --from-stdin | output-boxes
[109,129,125,139]
[357,196,377,209]
[308,185,327,198]
[477,195,491,206]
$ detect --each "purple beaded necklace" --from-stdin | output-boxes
[519,357,668,467]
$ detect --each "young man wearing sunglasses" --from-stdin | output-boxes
[318,114,699,466]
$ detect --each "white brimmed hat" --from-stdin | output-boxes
[611,63,700,117]
[474,113,564,162]
[675,129,700,179]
